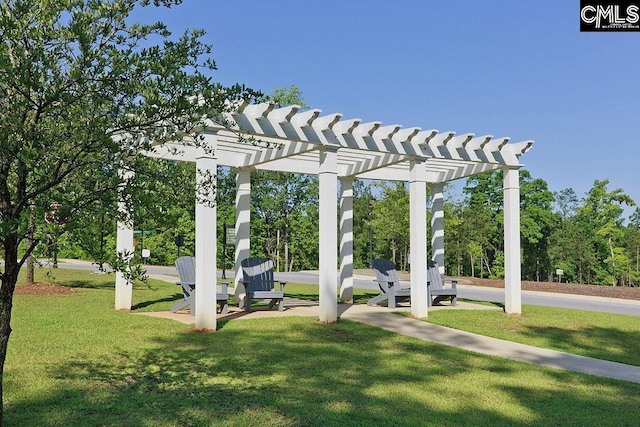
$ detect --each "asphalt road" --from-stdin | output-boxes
[51,260,640,317]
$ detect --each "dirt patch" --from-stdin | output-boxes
[15,282,78,296]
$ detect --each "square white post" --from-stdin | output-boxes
[430,184,445,280]
[115,169,134,311]
[503,167,522,314]
[195,155,217,330]
[339,178,354,303]
[319,148,338,322]
[235,168,251,303]
[410,160,428,318]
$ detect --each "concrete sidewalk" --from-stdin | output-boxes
[136,297,640,385]
[340,305,640,384]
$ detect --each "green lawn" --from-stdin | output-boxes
[5,268,640,425]
[423,304,640,367]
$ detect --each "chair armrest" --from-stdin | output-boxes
[451,280,457,289]
[374,280,393,292]
[276,281,287,291]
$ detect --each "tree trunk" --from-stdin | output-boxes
[391,239,396,265]
[634,245,640,282]
[284,241,289,273]
[456,239,461,276]
[470,254,475,278]
[26,202,36,285]
[276,229,280,272]
[0,236,20,425]
[608,236,616,286]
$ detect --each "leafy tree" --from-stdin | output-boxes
[625,209,640,286]
[269,85,309,109]
[549,187,596,284]
[353,179,375,268]
[370,182,411,270]
[519,171,556,281]
[460,169,555,281]
[462,172,502,277]
[443,198,465,276]
[0,0,262,421]
[576,180,635,285]
[553,188,579,219]
[251,171,319,270]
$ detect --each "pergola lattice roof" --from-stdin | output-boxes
[148,101,533,182]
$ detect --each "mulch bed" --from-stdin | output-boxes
[15,283,78,296]
[355,268,640,301]
[458,277,640,301]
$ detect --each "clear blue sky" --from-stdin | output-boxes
[133,1,639,217]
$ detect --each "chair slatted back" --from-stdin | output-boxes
[371,258,399,286]
[427,259,444,290]
[241,257,275,292]
[175,256,196,285]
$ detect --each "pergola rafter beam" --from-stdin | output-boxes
[342,152,413,178]
[225,103,527,173]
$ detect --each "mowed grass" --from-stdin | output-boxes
[424,305,640,367]
[4,268,640,425]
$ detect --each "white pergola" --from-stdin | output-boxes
[114,101,532,330]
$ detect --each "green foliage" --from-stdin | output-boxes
[550,180,637,285]
[369,182,412,270]
[269,84,309,110]
[353,180,375,268]
[459,172,502,278]
[519,171,556,281]
[490,250,505,279]
[251,171,319,271]
[0,0,262,274]
[442,197,465,276]
[0,0,264,420]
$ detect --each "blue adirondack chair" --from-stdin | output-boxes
[367,258,412,308]
[427,259,457,306]
[170,256,229,315]
[240,257,287,312]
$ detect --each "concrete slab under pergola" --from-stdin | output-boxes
[114,101,532,330]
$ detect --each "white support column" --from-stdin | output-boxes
[235,168,251,304]
[319,147,338,322]
[115,169,134,311]
[410,160,429,318]
[339,178,354,303]
[195,155,217,330]
[503,167,522,314]
[430,184,445,280]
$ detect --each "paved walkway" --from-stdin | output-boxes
[137,284,640,385]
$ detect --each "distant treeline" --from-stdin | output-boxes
[45,159,639,286]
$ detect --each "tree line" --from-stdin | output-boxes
[41,162,638,287]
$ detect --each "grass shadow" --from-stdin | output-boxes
[458,298,505,309]
[131,293,184,310]
[519,323,640,366]
[9,317,640,426]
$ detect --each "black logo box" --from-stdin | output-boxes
[580,1,640,31]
